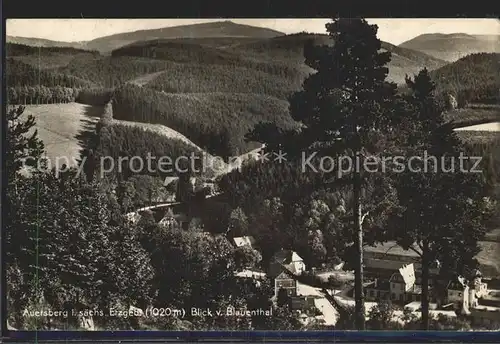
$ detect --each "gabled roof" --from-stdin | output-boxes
[285,263,298,274]
[291,251,303,262]
[160,213,188,223]
[389,273,404,283]
[234,269,266,279]
[364,242,420,257]
[366,279,390,291]
[296,282,323,297]
[163,176,179,187]
[276,271,294,280]
[447,276,467,291]
[233,236,256,248]
[273,249,304,264]
[365,258,406,271]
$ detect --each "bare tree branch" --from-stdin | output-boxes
[361,211,370,227]
[408,246,423,257]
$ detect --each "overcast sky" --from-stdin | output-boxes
[6,18,500,45]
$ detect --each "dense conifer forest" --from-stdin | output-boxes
[5,20,500,331]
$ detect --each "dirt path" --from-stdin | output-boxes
[127,71,165,87]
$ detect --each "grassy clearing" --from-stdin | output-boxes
[445,106,500,129]
[127,71,166,87]
[20,103,100,168]
[456,131,500,143]
[20,103,235,179]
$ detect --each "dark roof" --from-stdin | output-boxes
[276,271,294,281]
[407,284,422,295]
[376,279,391,291]
[448,279,466,291]
[390,273,404,283]
[365,258,407,271]
[272,250,303,265]
[364,242,420,257]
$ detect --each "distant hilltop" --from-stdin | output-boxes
[399,33,500,61]
[8,21,286,54]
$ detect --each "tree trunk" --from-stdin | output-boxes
[421,240,430,330]
[353,168,365,330]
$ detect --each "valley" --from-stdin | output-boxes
[5,19,500,332]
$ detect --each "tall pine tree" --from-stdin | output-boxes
[248,18,401,329]
[5,106,46,328]
[389,69,494,330]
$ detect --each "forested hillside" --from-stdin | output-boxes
[6,58,95,88]
[145,61,303,99]
[430,53,500,105]
[6,43,99,69]
[6,19,500,332]
[114,33,446,85]
[58,56,177,87]
[459,131,500,185]
[228,33,446,70]
[6,43,97,57]
[6,35,87,49]
[6,24,497,160]
[112,84,296,157]
[226,32,332,60]
[111,40,305,80]
[95,122,205,181]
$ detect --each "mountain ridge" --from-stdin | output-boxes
[10,20,497,61]
[111,32,447,85]
[8,21,285,53]
[6,35,88,49]
[399,33,500,62]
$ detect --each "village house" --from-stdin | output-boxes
[234,270,266,280]
[232,236,256,249]
[291,295,317,315]
[275,271,297,298]
[163,176,179,197]
[274,274,338,326]
[268,249,306,279]
[446,276,468,305]
[363,262,432,304]
[268,249,339,326]
[157,207,191,229]
[367,267,500,327]
[388,273,438,304]
[365,279,391,302]
[363,242,440,279]
[125,211,141,225]
[456,271,500,327]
